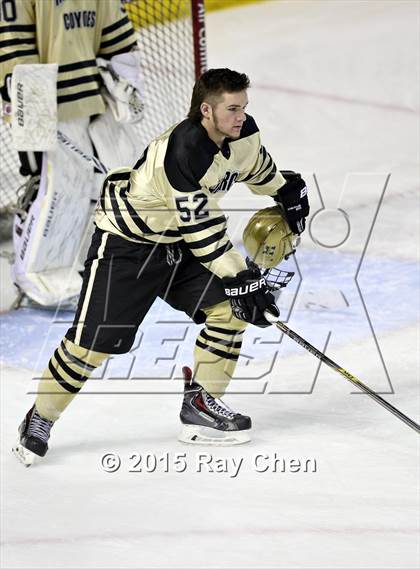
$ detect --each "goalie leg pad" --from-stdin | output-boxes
[12,119,95,306]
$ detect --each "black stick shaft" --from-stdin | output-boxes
[272,319,420,434]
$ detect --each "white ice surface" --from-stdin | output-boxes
[1,1,419,568]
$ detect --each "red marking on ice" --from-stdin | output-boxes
[254,83,418,115]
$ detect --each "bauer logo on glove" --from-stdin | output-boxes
[224,277,265,297]
[222,260,279,328]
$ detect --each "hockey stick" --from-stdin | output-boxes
[57,130,108,174]
[264,312,420,434]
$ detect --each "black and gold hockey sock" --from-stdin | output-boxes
[193,300,247,396]
[35,338,109,421]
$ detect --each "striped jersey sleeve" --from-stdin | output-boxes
[96,149,183,247]
[56,59,101,109]
[0,0,39,90]
[236,118,286,196]
[98,3,137,60]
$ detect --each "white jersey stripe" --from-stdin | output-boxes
[75,232,109,345]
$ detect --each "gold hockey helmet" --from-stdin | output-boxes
[243,206,298,269]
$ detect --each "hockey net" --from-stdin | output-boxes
[0,0,206,217]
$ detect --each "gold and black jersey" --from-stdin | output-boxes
[95,114,287,278]
[0,0,136,121]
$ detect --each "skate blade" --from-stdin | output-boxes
[178,425,251,446]
[12,441,38,467]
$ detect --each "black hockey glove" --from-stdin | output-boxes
[222,261,280,328]
[274,170,309,235]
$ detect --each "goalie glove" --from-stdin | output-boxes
[274,171,309,235]
[222,260,280,328]
[97,49,145,123]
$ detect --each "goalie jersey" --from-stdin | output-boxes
[0,0,136,121]
[95,114,287,279]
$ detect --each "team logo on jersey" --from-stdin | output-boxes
[209,171,239,194]
[63,10,96,30]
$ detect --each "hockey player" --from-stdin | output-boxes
[0,0,144,308]
[13,68,310,464]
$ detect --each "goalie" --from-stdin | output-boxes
[0,0,145,307]
[12,68,310,464]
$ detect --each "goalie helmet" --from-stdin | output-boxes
[243,205,298,269]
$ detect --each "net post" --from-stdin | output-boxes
[191,0,207,79]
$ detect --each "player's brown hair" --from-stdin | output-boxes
[188,68,250,122]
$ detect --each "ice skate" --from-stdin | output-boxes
[12,405,54,467]
[178,366,251,446]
